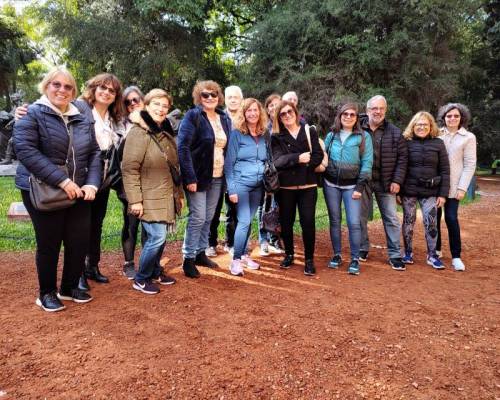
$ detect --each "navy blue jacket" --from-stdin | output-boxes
[177,106,231,191]
[14,102,101,191]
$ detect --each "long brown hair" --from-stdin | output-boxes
[332,103,363,134]
[272,100,300,134]
[233,98,268,135]
[82,73,124,122]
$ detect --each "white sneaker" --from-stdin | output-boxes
[230,259,244,276]
[268,244,284,254]
[205,246,217,257]
[259,243,270,256]
[223,245,234,255]
[452,258,466,271]
[242,255,260,270]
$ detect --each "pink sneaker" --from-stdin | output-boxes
[242,255,260,270]
[230,259,244,276]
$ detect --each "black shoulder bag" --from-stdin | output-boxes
[263,132,280,193]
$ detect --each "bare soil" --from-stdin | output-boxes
[0,177,499,400]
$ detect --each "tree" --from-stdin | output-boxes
[240,0,484,135]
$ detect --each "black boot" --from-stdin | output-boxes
[84,261,109,283]
[78,274,90,291]
[304,259,316,276]
[182,258,200,278]
[194,252,219,268]
[280,254,294,269]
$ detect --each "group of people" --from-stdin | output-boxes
[13,67,477,312]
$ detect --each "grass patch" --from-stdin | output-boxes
[0,176,478,252]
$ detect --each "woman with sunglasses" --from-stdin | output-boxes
[74,73,125,289]
[177,80,231,278]
[113,86,146,279]
[435,103,476,271]
[271,100,324,276]
[323,103,373,275]
[400,112,450,269]
[13,67,101,311]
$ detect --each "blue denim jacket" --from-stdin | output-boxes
[224,129,267,195]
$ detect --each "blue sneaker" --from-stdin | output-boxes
[347,259,360,275]
[427,256,445,270]
[402,252,414,264]
[328,254,342,269]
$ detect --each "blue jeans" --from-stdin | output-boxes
[136,222,167,282]
[324,185,362,260]
[233,185,263,259]
[360,181,402,258]
[182,178,223,259]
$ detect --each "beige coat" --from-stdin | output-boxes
[439,127,476,198]
[122,112,183,223]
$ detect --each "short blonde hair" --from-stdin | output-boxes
[144,88,173,106]
[192,80,224,106]
[38,67,77,100]
[403,111,440,140]
[233,98,268,136]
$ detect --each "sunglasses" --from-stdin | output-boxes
[50,81,74,92]
[445,114,460,119]
[125,97,141,107]
[201,91,218,99]
[279,109,294,118]
[98,84,116,95]
[341,112,357,118]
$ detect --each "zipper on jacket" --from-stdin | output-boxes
[63,120,76,182]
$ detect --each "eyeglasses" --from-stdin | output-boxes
[125,97,141,107]
[50,81,74,92]
[341,112,357,118]
[415,123,430,128]
[201,91,218,99]
[150,101,170,110]
[445,114,461,119]
[98,85,116,95]
[279,109,295,118]
[368,107,386,112]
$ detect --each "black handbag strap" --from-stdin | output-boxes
[264,131,275,163]
[149,131,178,170]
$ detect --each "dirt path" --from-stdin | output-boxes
[1,177,499,400]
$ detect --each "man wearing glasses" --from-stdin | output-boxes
[359,95,408,271]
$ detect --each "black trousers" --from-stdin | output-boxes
[276,187,317,260]
[436,198,461,258]
[22,190,91,296]
[208,189,237,248]
[87,187,110,267]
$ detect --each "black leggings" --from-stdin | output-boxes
[22,190,91,296]
[117,195,142,263]
[436,198,461,258]
[276,187,317,260]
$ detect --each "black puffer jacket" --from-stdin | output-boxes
[401,137,450,198]
[360,115,408,191]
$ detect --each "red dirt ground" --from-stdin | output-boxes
[0,177,499,400]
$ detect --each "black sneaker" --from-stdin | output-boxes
[194,252,219,268]
[304,260,316,276]
[123,261,136,280]
[359,251,368,262]
[133,279,160,294]
[36,292,65,312]
[58,288,93,303]
[389,257,406,271]
[280,254,294,269]
[153,273,176,285]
